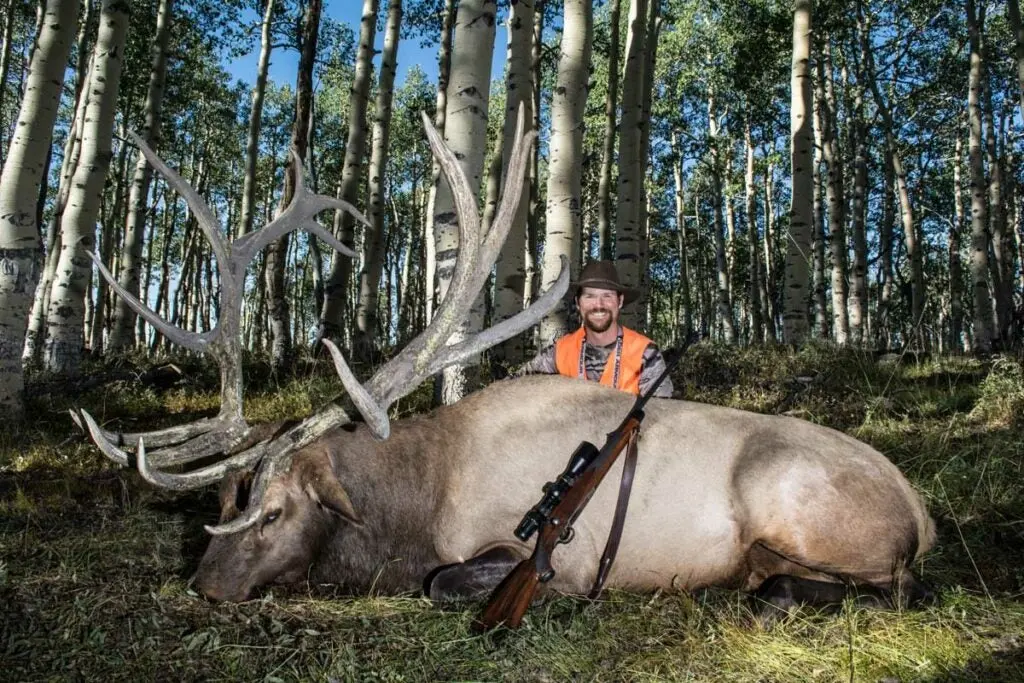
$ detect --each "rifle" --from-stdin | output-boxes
[475,347,684,631]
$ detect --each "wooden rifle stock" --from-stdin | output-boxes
[474,552,543,630]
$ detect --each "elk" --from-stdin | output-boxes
[76,113,934,614]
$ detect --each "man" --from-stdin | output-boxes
[518,260,673,397]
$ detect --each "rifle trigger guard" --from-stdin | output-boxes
[558,526,575,544]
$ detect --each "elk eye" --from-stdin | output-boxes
[263,509,282,526]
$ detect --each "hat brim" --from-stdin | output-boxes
[572,279,640,306]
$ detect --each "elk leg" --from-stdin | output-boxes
[751,571,934,624]
[424,546,522,603]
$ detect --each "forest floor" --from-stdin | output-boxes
[2,344,1024,682]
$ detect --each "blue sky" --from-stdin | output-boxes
[224,4,508,93]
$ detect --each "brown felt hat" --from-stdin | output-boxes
[573,260,639,305]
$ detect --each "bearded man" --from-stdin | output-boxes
[517,260,673,397]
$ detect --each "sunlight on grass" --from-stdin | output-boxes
[4,347,1024,680]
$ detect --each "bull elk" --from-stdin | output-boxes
[76,113,934,616]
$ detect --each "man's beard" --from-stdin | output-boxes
[584,309,615,334]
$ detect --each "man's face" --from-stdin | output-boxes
[577,286,623,334]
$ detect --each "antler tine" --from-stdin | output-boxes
[78,408,259,470]
[359,113,559,410]
[479,106,535,269]
[76,408,225,450]
[411,112,486,352]
[86,250,209,351]
[136,437,267,492]
[79,409,132,466]
[422,257,570,379]
[204,448,293,535]
[126,131,230,268]
[234,148,369,263]
[321,339,390,439]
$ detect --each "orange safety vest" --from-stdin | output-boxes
[554,327,652,395]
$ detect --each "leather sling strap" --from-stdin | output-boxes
[588,427,640,599]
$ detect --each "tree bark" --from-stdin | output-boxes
[848,37,868,346]
[538,0,592,346]
[671,129,693,342]
[353,0,401,360]
[319,0,379,344]
[613,0,648,327]
[491,0,535,367]
[596,0,621,260]
[422,0,456,327]
[525,2,544,305]
[107,0,173,351]
[0,0,17,166]
[43,0,128,375]
[634,0,660,326]
[1007,0,1024,119]
[981,24,1011,344]
[238,0,276,239]
[744,119,764,344]
[22,3,93,363]
[783,0,813,346]
[811,62,828,339]
[266,0,321,369]
[89,132,130,354]
[818,41,848,344]
[950,122,964,352]
[763,158,779,340]
[708,89,735,343]
[433,0,497,403]
[966,0,995,353]
[0,0,78,416]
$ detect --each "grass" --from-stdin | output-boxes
[3,345,1024,681]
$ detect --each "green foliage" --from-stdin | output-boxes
[969,357,1024,428]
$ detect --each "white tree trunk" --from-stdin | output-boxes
[538,0,592,346]
[744,119,764,344]
[967,0,994,352]
[818,43,848,345]
[490,0,535,367]
[0,0,78,416]
[433,0,496,404]
[319,0,379,343]
[237,0,275,239]
[783,0,813,345]
[613,0,648,327]
[354,0,401,358]
[107,0,172,351]
[424,0,457,326]
[43,0,128,374]
[596,0,621,260]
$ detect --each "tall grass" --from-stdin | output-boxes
[3,345,1024,681]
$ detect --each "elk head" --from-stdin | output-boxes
[75,107,568,597]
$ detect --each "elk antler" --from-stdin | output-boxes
[76,106,569,536]
[73,130,366,471]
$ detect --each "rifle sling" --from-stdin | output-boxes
[588,427,640,599]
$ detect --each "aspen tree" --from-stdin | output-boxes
[538,0,592,346]
[0,0,78,415]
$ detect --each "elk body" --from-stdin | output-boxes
[76,110,932,615]
[196,376,934,606]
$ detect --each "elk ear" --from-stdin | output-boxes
[295,451,363,526]
[305,477,363,526]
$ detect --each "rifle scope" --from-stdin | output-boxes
[514,440,601,541]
